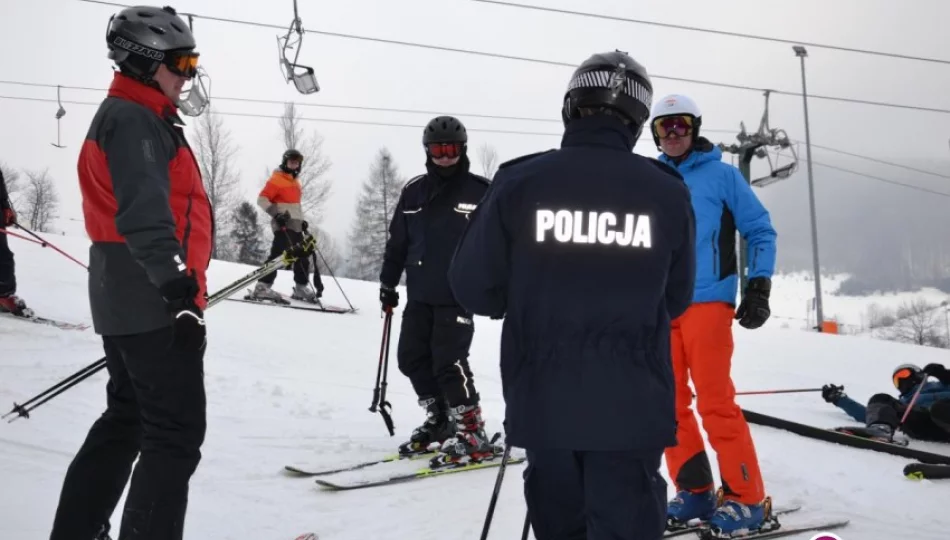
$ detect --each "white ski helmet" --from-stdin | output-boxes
[650,94,702,147]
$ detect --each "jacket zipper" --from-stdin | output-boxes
[711,231,719,278]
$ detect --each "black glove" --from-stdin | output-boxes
[735,277,771,329]
[301,220,309,232]
[380,285,399,309]
[159,272,206,353]
[923,363,950,384]
[821,384,845,404]
[275,210,290,227]
[314,281,324,299]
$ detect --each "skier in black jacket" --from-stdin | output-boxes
[449,51,696,540]
[0,166,31,317]
[379,116,493,468]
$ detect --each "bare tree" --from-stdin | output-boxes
[883,298,945,347]
[346,148,405,281]
[191,106,241,259]
[278,102,333,223]
[0,162,22,209]
[21,169,59,232]
[475,142,499,179]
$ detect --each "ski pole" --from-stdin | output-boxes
[3,250,304,421]
[479,442,513,540]
[520,510,531,540]
[2,356,108,422]
[895,375,929,441]
[11,223,89,270]
[369,307,395,436]
[693,387,825,398]
[0,227,88,270]
[312,241,355,312]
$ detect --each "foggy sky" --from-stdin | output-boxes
[2,0,949,289]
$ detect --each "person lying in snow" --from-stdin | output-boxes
[822,363,950,442]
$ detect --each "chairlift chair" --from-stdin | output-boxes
[51,85,66,149]
[277,0,319,94]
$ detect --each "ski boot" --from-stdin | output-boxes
[291,283,319,304]
[245,282,290,304]
[704,496,777,538]
[398,397,456,457]
[665,488,717,531]
[0,294,34,318]
[429,404,497,469]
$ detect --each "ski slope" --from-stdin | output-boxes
[1,231,948,540]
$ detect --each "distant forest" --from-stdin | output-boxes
[751,157,950,296]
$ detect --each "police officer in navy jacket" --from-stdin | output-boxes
[449,50,696,540]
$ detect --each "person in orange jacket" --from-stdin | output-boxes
[249,149,324,303]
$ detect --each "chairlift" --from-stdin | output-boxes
[51,85,66,149]
[277,0,319,94]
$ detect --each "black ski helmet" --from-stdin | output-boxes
[561,50,653,141]
[422,116,468,145]
[106,6,198,80]
[281,148,304,176]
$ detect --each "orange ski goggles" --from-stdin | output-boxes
[166,50,200,78]
[892,367,917,390]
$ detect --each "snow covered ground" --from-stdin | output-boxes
[2,231,949,540]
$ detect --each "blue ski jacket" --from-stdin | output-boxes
[658,140,777,305]
[836,381,950,422]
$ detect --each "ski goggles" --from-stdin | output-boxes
[893,368,917,389]
[652,115,694,139]
[165,50,200,78]
[426,142,464,159]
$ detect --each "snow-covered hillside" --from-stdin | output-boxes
[2,231,949,539]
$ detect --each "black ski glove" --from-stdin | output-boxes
[159,272,206,353]
[275,210,290,228]
[314,280,324,299]
[735,277,771,329]
[923,363,950,384]
[821,384,845,404]
[380,285,398,309]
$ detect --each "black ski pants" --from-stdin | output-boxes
[49,326,207,540]
[866,393,950,442]
[259,228,308,286]
[524,449,668,540]
[0,226,15,296]
[396,300,478,408]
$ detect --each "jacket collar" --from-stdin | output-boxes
[107,72,179,121]
[560,114,636,152]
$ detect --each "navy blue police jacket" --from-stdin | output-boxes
[380,156,491,306]
[448,114,697,451]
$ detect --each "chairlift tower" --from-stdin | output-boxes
[718,90,799,296]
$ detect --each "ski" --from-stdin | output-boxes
[314,455,527,491]
[227,294,353,314]
[664,506,801,538]
[904,462,950,480]
[1,311,90,331]
[696,518,849,539]
[292,534,318,540]
[285,450,436,477]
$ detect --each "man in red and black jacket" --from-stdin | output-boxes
[48,6,214,540]
[0,167,31,316]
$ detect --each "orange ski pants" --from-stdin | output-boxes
[663,302,765,505]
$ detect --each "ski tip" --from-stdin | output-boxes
[294,533,318,540]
